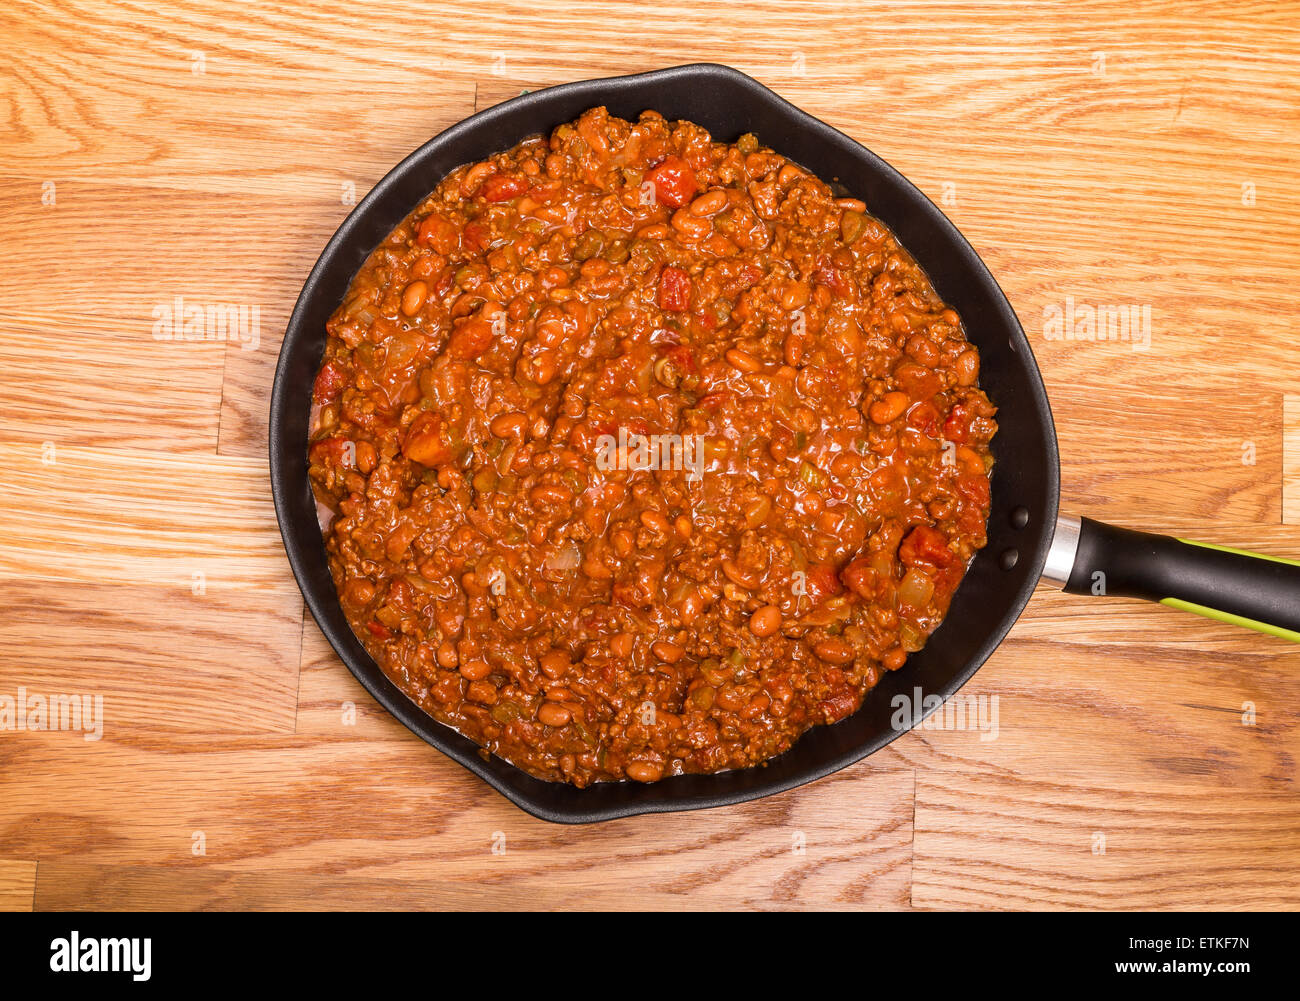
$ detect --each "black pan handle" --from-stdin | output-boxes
[1042,515,1300,641]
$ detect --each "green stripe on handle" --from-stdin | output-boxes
[1176,538,1300,568]
[1160,598,1300,643]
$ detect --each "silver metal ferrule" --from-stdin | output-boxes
[1040,514,1082,588]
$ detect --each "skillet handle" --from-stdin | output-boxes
[1044,516,1300,642]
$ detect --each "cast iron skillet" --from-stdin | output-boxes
[270,63,1300,823]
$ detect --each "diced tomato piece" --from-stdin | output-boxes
[899,524,955,569]
[366,621,392,640]
[463,222,490,253]
[658,265,691,312]
[312,359,347,404]
[736,263,764,289]
[813,256,850,296]
[956,472,991,508]
[906,399,941,436]
[645,155,698,209]
[402,412,456,467]
[447,317,495,360]
[417,215,459,255]
[664,344,697,374]
[480,173,528,202]
[945,402,997,445]
[840,557,876,600]
[804,563,844,605]
[943,403,972,443]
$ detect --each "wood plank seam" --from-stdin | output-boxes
[1284,395,1298,525]
[215,323,233,463]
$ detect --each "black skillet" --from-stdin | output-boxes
[270,64,1300,823]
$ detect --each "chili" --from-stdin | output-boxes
[307,107,997,786]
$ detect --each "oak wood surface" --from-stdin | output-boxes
[1,0,1296,910]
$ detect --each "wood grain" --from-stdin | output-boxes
[0,0,1296,911]
[0,861,37,912]
[913,771,1300,910]
[0,308,226,454]
[0,443,289,590]
[0,581,301,735]
[1,734,914,909]
[1050,385,1283,524]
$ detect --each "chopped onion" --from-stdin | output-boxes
[545,544,581,571]
[900,622,926,653]
[898,568,935,608]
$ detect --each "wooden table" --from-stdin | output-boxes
[1,0,1297,911]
